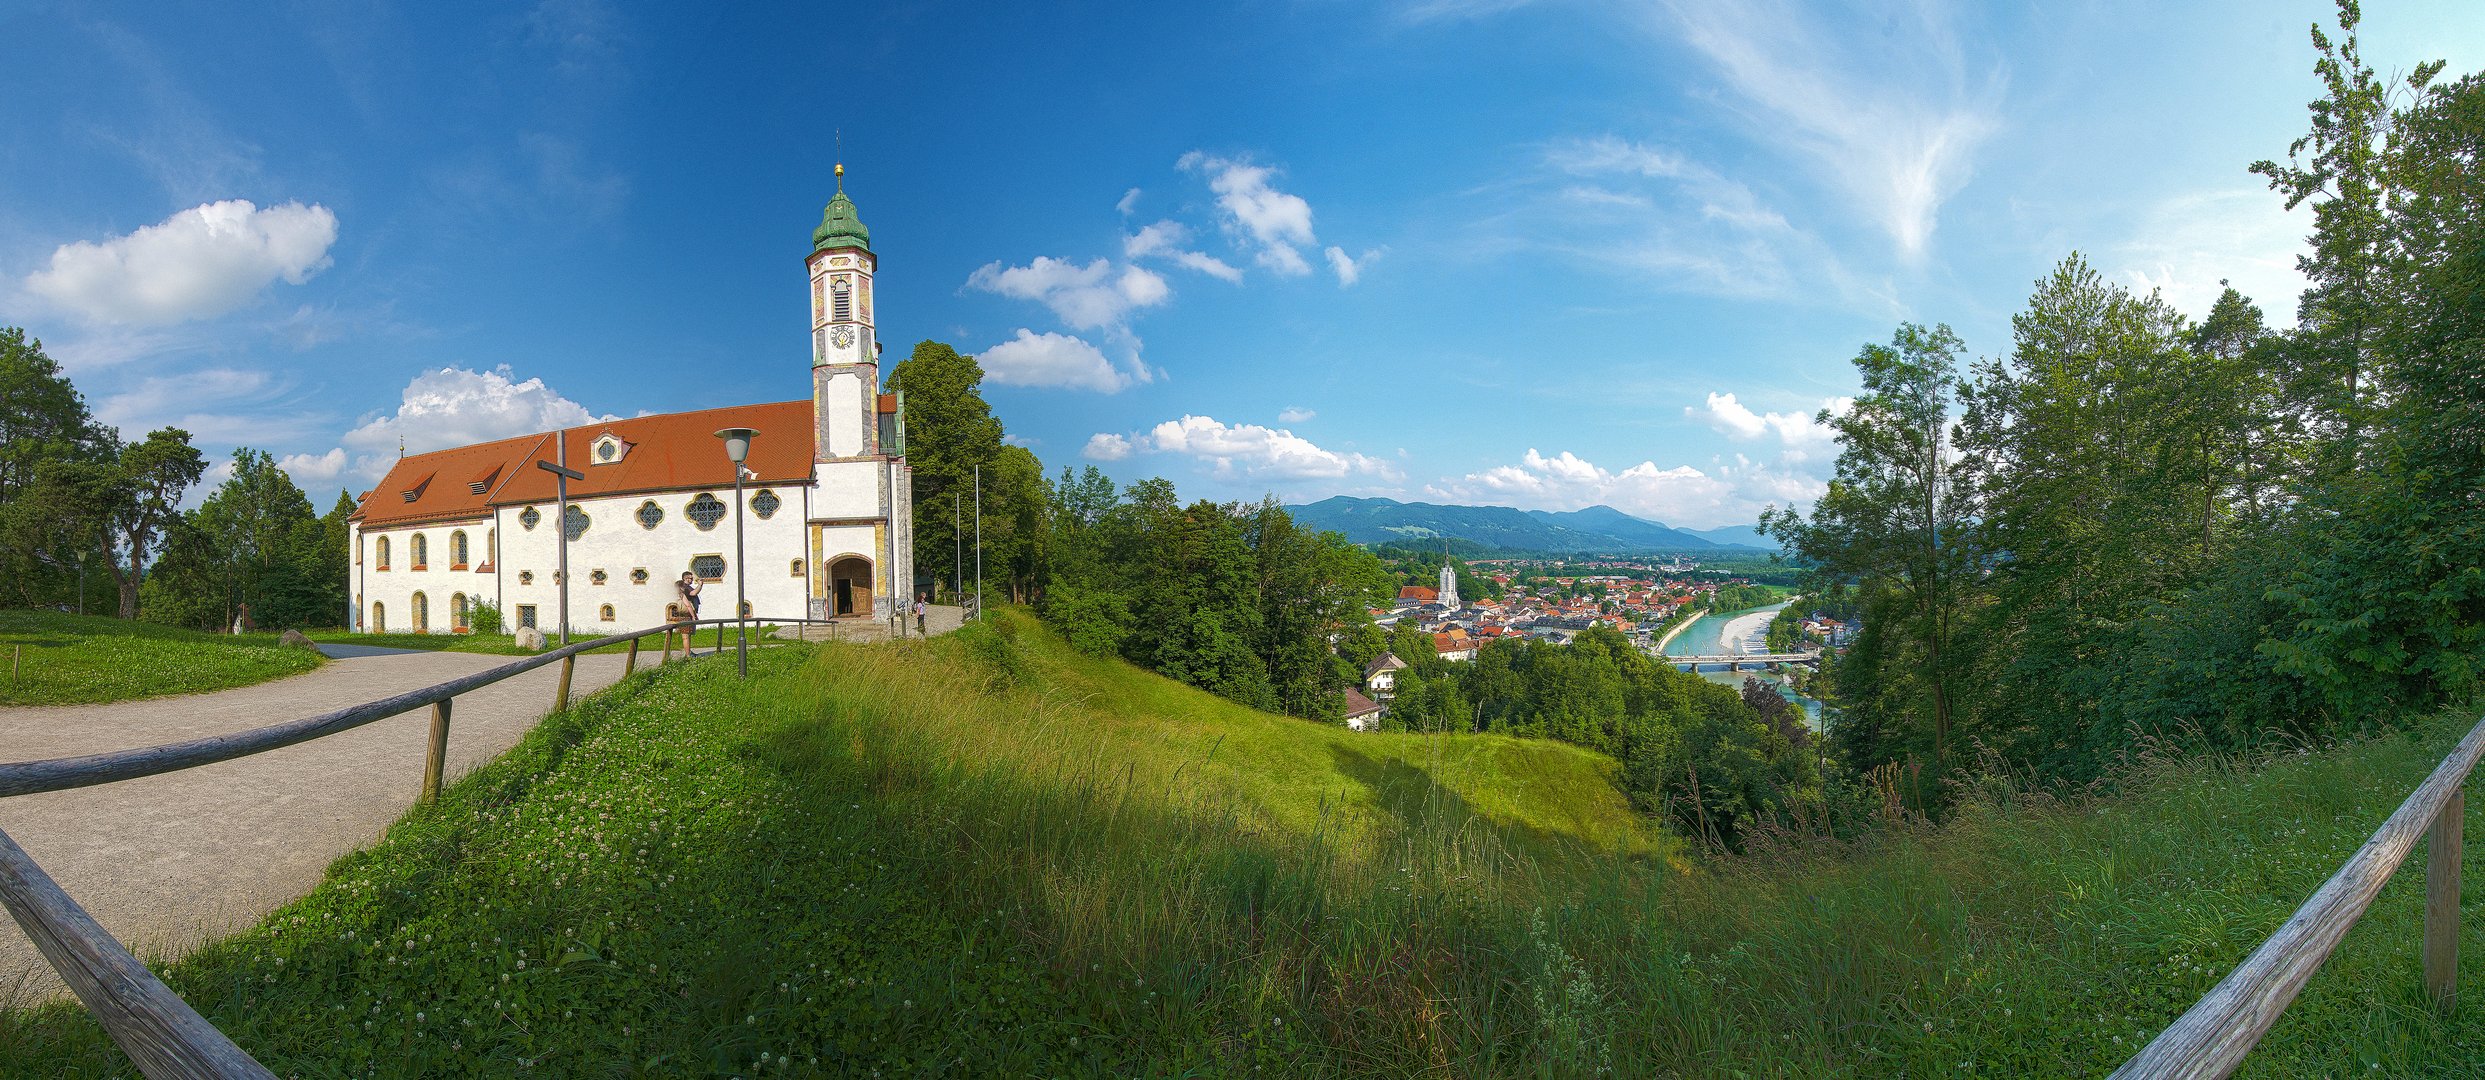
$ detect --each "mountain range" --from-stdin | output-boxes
[1285,497,1777,554]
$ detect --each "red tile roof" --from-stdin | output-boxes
[353,400,822,528]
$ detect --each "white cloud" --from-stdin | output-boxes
[1656,0,2001,260]
[1688,391,1849,464]
[1178,152,1319,276]
[284,365,612,485]
[278,447,350,486]
[1099,414,1399,481]
[1430,448,1760,529]
[1083,432,1133,461]
[1116,187,1142,216]
[1277,406,1316,423]
[1324,245,1379,286]
[980,329,1147,393]
[966,256,1171,332]
[1125,220,1244,282]
[1429,387,1854,528]
[26,200,339,324]
[2114,188,2309,322]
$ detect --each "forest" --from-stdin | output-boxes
[1765,4,2485,801]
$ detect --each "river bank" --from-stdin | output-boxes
[1653,609,1705,653]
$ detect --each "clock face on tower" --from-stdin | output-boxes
[830,325,856,349]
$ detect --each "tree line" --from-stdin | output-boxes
[1766,2,2485,801]
[0,330,349,630]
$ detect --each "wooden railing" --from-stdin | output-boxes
[2113,713,2485,1079]
[0,617,839,1079]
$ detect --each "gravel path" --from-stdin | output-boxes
[0,648,641,1002]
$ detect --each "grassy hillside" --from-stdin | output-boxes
[0,610,322,706]
[6,612,2484,1076]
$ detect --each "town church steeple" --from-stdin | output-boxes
[808,165,879,461]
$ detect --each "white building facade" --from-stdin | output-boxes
[348,171,914,635]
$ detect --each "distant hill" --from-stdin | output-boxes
[1287,496,1770,554]
[1681,523,1778,550]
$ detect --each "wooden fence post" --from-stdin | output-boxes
[625,636,640,676]
[0,827,279,1080]
[2427,788,2463,1008]
[420,699,452,805]
[661,630,673,665]
[553,654,575,713]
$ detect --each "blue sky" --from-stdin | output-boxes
[5,0,2480,529]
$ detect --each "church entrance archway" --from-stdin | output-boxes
[828,556,873,617]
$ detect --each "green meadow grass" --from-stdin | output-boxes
[0,611,321,706]
[5,609,2483,1077]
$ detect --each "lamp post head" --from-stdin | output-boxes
[714,427,759,465]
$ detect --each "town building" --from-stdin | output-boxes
[1363,652,1407,698]
[1342,689,1385,732]
[347,168,915,636]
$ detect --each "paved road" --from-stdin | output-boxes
[0,648,638,1001]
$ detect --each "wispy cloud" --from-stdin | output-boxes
[1517,136,1897,312]
[1655,0,2003,260]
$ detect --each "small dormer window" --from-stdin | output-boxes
[592,433,628,464]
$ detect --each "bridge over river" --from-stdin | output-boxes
[1665,652,1820,670]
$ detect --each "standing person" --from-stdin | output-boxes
[675,571,703,653]
[913,592,928,638]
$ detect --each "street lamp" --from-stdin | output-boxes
[714,427,758,678]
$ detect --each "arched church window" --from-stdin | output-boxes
[563,505,591,540]
[685,493,727,531]
[599,604,616,622]
[371,602,385,632]
[790,559,805,577]
[637,501,663,529]
[412,592,430,633]
[486,528,496,565]
[450,531,469,568]
[690,554,726,581]
[519,506,542,531]
[376,536,390,570]
[410,534,428,570]
[451,593,469,631]
[751,489,782,519]
[832,277,852,321]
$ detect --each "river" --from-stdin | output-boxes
[1658,600,1823,728]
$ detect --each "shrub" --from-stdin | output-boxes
[467,599,503,635]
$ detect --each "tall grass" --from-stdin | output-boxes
[6,611,2483,1076]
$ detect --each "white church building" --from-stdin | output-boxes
[347,169,914,635]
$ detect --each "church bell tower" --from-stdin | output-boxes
[802,165,912,624]
[809,163,877,459]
